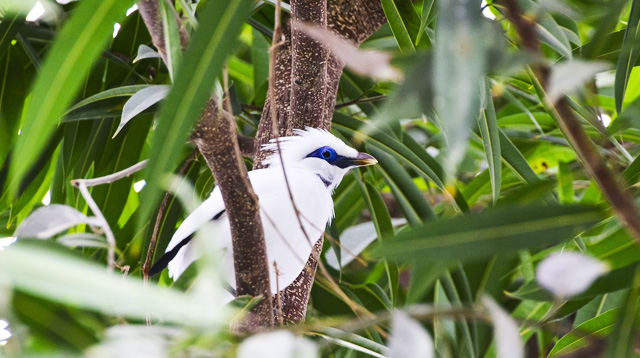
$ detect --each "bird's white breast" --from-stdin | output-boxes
[249,167,333,293]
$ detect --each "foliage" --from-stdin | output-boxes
[1,0,640,357]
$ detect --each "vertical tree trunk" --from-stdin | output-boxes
[253,0,388,324]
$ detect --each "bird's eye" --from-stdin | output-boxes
[321,149,331,159]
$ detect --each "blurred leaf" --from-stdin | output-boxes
[536,252,609,299]
[433,0,491,181]
[15,204,102,239]
[557,160,574,204]
[536,18,572,59]
[237,330,317,358]
[605,266,640,358]
[547,60,609,103]
[614,0,640,115]
[57,233,108,249]
[296,22,402,82]
[388,310,434,358]
[511,263,639,302]
[482,296,524,358]
[0,242,227,327]
[377,204,604,263]
[9,0,136,197]
[116,85,170,137]
[141,0,253,224]
[0,10,25,60]
[582,0,629,59]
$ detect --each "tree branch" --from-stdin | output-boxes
[501,0,640,241]
[194,101,274,328]
[252,0,388,324]
[139,0,274,328]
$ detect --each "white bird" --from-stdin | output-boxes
[149,128,377,294]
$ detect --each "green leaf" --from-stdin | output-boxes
[141,0,253,224]
[9,0,136,197]
[548,307,617,357]
[433,0,490,182]
[0,10,25,60]
[161,0,183,81]
[479,81,501,203]
[116,85,170,137]
[368,145,435,224]
[498,130,541,184]
[66,85,152,114]
[416,0,435,45]
[133,44,161,63]
[380,0,422,52]
[557,161,574,204]
[376,204,604,263]
[0,241,228,327]
[605,267,640,358]
[614,0,640,114]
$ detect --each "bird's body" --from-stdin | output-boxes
[150,128,376,294]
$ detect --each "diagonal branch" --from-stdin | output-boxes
[501,0,640,241]
[138,0,274,328]
[194,101,274,328]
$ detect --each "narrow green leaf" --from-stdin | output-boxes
[9,0,136,197]
[133,44,161,63]
[333,113,444,188]
[0,10,25,60]
[549,307,617,357]
[377,204,604,263]
[141,0,253,223]
[252,28,270,104]
[479,81,501,203]
[116,85,170,137]
[415,0,435,45]
[66,85,152,114]
[161,0,182,81]
[369,145,435,224]
[380,0,422,52]
[614,0,640,114]
[557,161,574,204]
[0,242,226,327]
[605,267,640,358]
[583,0,629,59]
[498,129,540,184]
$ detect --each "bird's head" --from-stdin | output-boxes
[262,128,377,190]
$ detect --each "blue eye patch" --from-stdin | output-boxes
[306,146,354,169]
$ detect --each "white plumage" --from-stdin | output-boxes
[150,128,377,294]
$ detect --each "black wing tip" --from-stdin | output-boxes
[147,233,195,277]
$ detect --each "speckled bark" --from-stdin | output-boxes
[137,0,189,63]
[194,101,274,328]
[139,0,274,328]
[254,19,294,168]
[253,0,388,324]
[290,0,328,129]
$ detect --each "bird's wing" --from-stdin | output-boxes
[149,187,226,280]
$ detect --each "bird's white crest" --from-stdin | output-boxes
[261,127,358,168]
